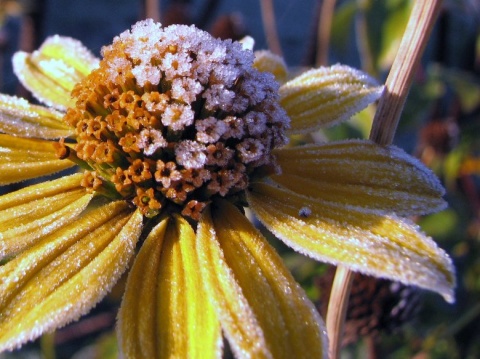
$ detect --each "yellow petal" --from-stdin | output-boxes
[0,192,93,260]
[0,173,91,259]
[0,94,73,139]
[253,50,288,83]
[0,172,84,209]
[247,182,455,303]
[273,140,446,216]
[0,202,141,352]
[279,64,383,133]
[118,215,221,359]
[0,134,75,185]
[197,201,327,359]
[118,218,169,359]
[13,36,98,110]
[35,35,99,77]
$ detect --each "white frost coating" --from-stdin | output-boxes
[37,58,78,78]
[39,35,99,74]
[12,35,99,110]
[12,52,60,110]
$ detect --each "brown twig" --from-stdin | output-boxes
[325,1,442,358]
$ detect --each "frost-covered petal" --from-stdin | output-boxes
[0,134,76,185]
[273,140,446,216]
[0,202,142,352]
[0,94,73,139]
[247,182,455,303]
[279,64,383,134]
[118,215,221,359]
[253,50,288,83]
[197,201,327,359]
[13,35,99,110]
[0,173,92,260]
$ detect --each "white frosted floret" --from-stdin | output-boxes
[139,129,168,156]
[196,117,228,143]
[236,138,265,163]
[161,105,195,131]
[132,65,161,87]
[175,140,207,169]
[171,78,203,103]
[245,112,268,136]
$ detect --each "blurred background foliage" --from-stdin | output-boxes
[1,0,479,358]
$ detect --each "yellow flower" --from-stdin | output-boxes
[0,20,454,358]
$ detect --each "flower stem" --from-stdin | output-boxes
[326,266,354,359]
[369,0,442,145]
[326,1,442,358]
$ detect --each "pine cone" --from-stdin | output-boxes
[316,267,422,346]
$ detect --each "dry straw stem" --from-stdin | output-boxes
[326,266,354,359]
[326,1,442,358]
[369,0,442,145]
[260,0,283,56]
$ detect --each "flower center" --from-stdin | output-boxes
[57,20,289,219]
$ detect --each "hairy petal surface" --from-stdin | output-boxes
[279,64,383,134]
[0,202,141,352]
[118,215,221,359]
[197,201,327,359]
[248,182,455,303]
[0,174,92,259]
[0,94,73,139]
[0,134,76,185]
[13,35,99,110]
[273,140,446,216]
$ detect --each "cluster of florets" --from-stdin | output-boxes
[59,19,289,219]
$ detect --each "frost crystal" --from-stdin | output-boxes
[61,19,290,219]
